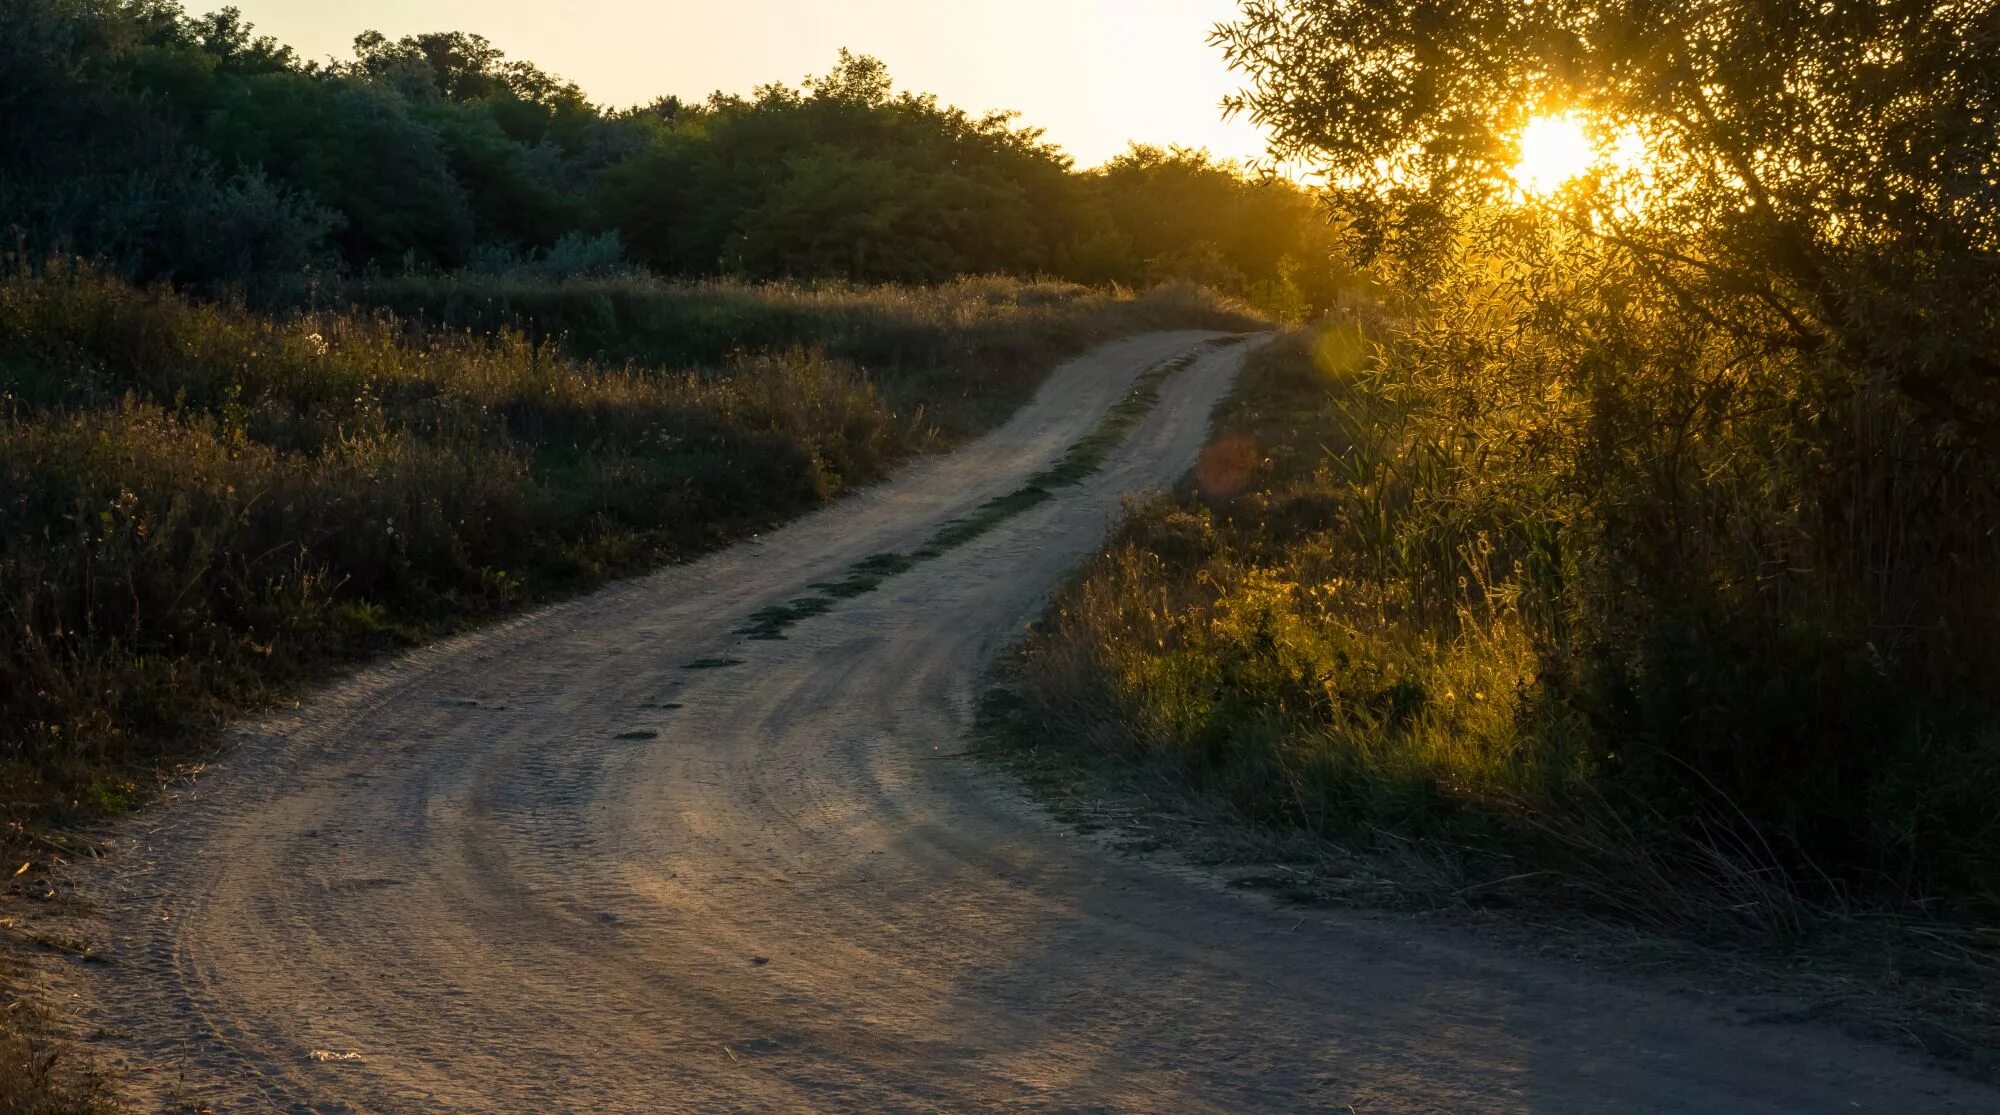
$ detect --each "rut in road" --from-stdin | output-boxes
[70,332,1997,1113]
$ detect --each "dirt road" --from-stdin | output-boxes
[70,333,1994,1112]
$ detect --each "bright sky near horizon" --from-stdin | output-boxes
[219,0,1270,169]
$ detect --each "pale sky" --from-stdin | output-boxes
[220,0,1271,169]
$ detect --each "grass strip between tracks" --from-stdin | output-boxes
[732,337,1240,642]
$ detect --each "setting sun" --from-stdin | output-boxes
[1511,112,1597,195]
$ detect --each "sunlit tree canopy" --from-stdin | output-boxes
[1216,1,2000,414]
[1204,1,2000,900]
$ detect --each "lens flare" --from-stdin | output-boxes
[1511,112,1597,196]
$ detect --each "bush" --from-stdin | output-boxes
[466,230,630,281]
[1016,314,2000,930]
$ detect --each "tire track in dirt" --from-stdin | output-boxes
[64,332,1997,1113]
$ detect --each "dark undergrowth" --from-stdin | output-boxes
[1003,319,2000,1065]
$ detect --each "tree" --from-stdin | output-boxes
[1210,1,2000,891]
[1084,145,1346,313]
[0,0,336,281]
[1214,1,2000,410]
[201,72,473,266]
[592,53,1079,281]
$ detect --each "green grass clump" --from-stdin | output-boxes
[737,596,838,640]
[921,488,1056,553]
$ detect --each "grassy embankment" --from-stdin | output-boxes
[1000,316,2000,1059]
[281,271,1228,438]
[0,266,1255,848]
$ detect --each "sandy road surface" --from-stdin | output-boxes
[65,332,1995,1113]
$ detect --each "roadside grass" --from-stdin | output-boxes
[0,263,1259,857]
[995,321,2000,1068]
[272,273,1258,439]
[0,1023,116,1115]
[0,933,118,1115]
[0,266,897,847]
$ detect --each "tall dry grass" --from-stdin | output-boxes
[0,263,1259,836]
[267,273,1261,436]
[1015,304,2000,937]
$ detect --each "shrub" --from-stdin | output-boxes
[1017,315,2000,929]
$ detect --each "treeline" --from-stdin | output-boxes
[2,2,1345,312]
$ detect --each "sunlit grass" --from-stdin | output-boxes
[1013,307,2000,929]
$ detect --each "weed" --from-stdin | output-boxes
[736,597,837,640]
[0,950,120,1115]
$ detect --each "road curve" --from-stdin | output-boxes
[73,332,1994,1113]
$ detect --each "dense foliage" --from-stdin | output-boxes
[1,1,1347,313]
[1014,0,2000,914]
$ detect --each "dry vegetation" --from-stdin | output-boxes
[994,0,2000,1064]
[1001,315,2000,1059]
[0,264,1256,849]
[0,969,118,1115]
[294,272,1253,436]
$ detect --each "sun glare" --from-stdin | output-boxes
[1511,112,1597,196]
